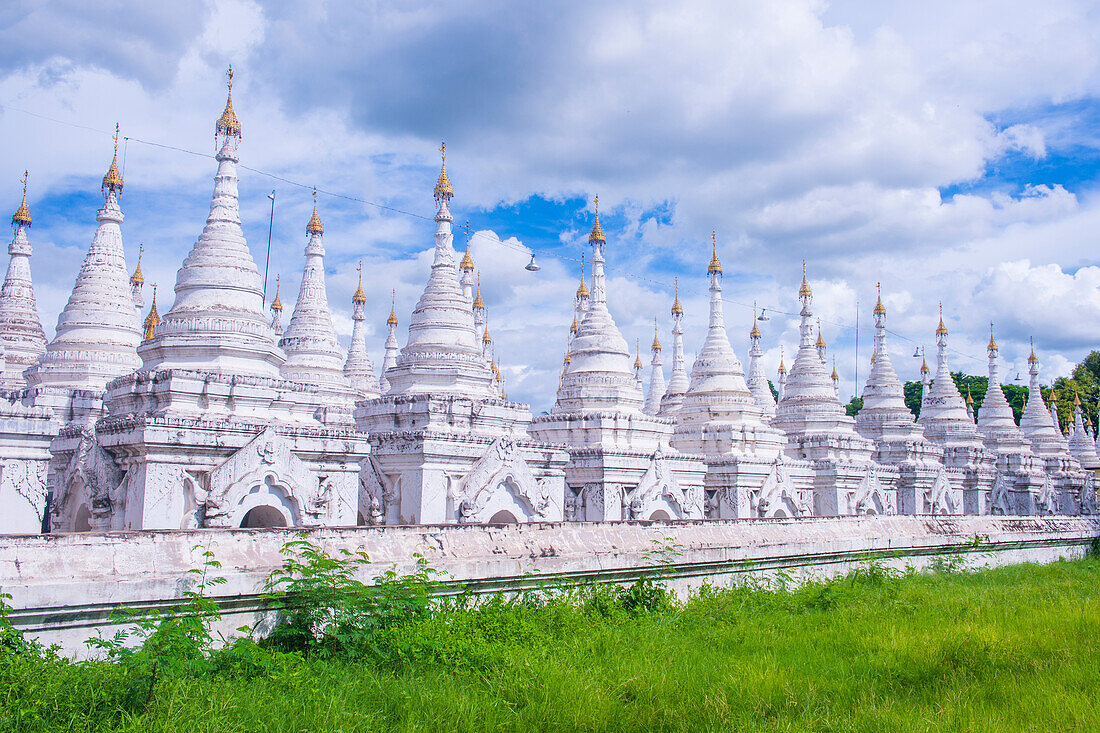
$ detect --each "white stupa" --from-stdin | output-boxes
[855,285,948,514]
[356,143,567,525]
[0,173,46,391]
[26,128,142,424]
[52,69,368,533]
[279,189,356,422]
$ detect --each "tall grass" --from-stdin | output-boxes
[2,544,1098,732]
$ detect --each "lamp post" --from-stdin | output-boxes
[263,190,275,302]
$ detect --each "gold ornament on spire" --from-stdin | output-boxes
[570,313,578,334]
[482,324,492,344]
[920,355,930,375]
[870,348,877,364]
[634,339,643,370]
[576,254,589,298]
[778,351,787,375]
[12,171,31,229]
[434,141,453,201]
[873,281,885,316]
[1074,390,1082,407]
[352,261,366,304]
[815,320,826,349]
[1028,337,1038,364]
[750,304,761,339]
[473,273,485,310]
[130,244,144,285]
[102,123,124,198]
[588,195,606,245]
[652,317,662,351]
[831,356,839,381]
[215,65,242,143]
[798,260,812,299]
[270,275,283,311]
[936,302,948,336]
[306,187,324,236]
[460,220,475,271]
[708,230,722,275]
[987,322,998,352]
[387,289,398,326]
[143,283,160,340]
[671,277,683,316]
[966,385,974,406]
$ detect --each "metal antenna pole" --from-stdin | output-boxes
[263,190,275,301]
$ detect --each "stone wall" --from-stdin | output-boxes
[3,515,1097,657]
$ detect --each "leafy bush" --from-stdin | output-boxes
[260,538,442,658]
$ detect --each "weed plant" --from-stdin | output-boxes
[1,541,1098,732]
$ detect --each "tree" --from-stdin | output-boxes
[845,396,863,417]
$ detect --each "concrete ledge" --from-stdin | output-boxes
[3,515,1098,656]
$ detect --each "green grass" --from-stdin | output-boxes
[4,558,1100,732]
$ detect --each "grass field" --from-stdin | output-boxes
[3,551,1099,732]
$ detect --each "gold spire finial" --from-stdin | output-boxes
[387,289,398,326]
[920,355,929,375]
[966,385,974,406]
[270,274,283,311]
[12,171,31,228]
[434,140,453,200]
[708,229,722,275]
[576,253,589,298]
[460,219,475,271]
[483,321,492,343]
[936,302,948,336]
[671,277,683,315]
[870,347,877,364]
[1074,390,1082,408]
[143,283,160,340]
[306,187,324,235]
[570,313,578,334]
[799,259,812,299]
[1028,336,1038,364]
[815,319,826,349]
[102,123,124,198]
[873,281,885,316]
[473,272,485,310]
[634,339,643,370]
[130,244,144,285]
[352,260,366,304]
[987,322,998,352]
[831,356,839,381]
[215,65,242,142]
[652,317,662,351]
[588,195,606,245]
[750,303,761,339]
[778,348,787,375]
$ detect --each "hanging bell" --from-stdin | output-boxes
[524,253,541,272]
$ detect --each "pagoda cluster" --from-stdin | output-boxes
[0,73,1095,535]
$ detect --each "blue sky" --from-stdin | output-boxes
[2,0,1100,413]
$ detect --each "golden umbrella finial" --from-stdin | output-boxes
[353,260,366,304]
[708,230,722,275]
[130,244,145,285]
[143,283,160,340]
[434,140,453,200]
[588,194,606,245]
[12,170,31,228]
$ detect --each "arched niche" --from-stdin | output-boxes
[240,504,288,529]
[648,509,671,521]
[74,504,92,533]
[488,509,519,524]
